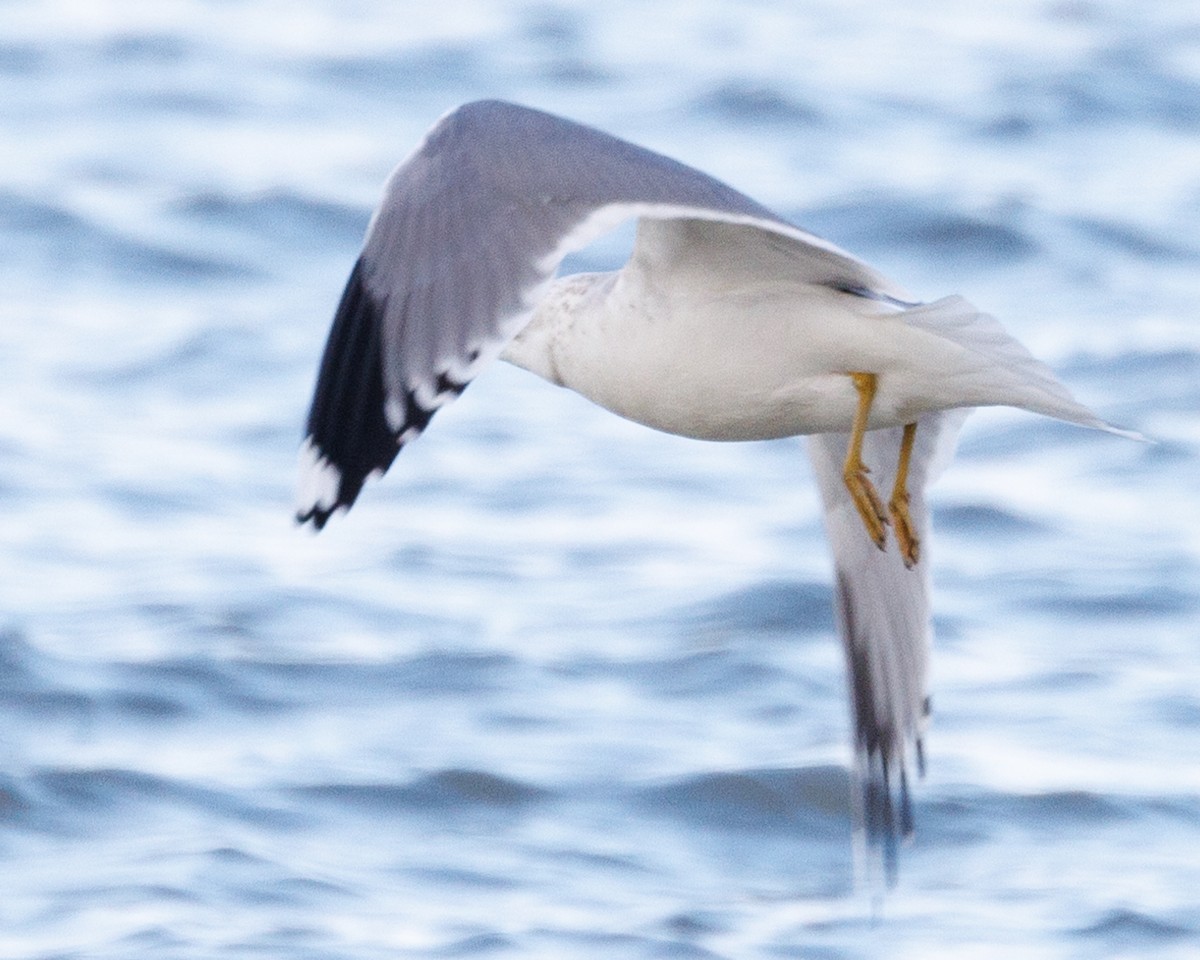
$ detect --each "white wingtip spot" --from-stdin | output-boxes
[295,438,342,516]
[411,381,439,410]
[384,397,407,433]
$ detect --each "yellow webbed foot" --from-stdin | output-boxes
[843,373,890,552]
[845,462,889,550]
[889,421,920,569]
[889,489,919,568]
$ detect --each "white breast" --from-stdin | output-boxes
[506,268,914,440]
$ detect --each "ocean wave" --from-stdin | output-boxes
[636,765,849,834]
[292,768,549,814]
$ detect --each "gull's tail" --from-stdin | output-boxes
[900,296,1144,440]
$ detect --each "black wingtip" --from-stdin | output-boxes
[296,258,399,529]
[836,567,926,887]
[296,257,475,529]
[853,713,923,889]
[294,436,371,531]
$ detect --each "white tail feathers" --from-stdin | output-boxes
[901,296,1144,440]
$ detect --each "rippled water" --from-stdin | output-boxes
[2,1,1198,956]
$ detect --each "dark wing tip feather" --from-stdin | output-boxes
[836,567,924,887]
[296,258,406,529]
[295,259,476,530]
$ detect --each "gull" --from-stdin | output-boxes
[295,100,1135,881]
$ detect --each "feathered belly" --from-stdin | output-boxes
[560,307,923,441]
[595,372,862,440]
[535,279,1000,441]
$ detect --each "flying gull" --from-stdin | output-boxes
[295,99,1135,882]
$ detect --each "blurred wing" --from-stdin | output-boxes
[806,408,968,883]
[297,99,901,527]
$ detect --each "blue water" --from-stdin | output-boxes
[2,0,1198,956]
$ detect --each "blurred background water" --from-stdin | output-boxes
[1,0,1198,956]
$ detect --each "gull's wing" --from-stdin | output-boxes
[297,99,902,527]
[807,409,969,883]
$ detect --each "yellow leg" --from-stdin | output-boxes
[889,422,920,569]
[843,373,888,551]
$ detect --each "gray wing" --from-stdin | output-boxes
[297,99,899,526]
[807,409,969,883]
